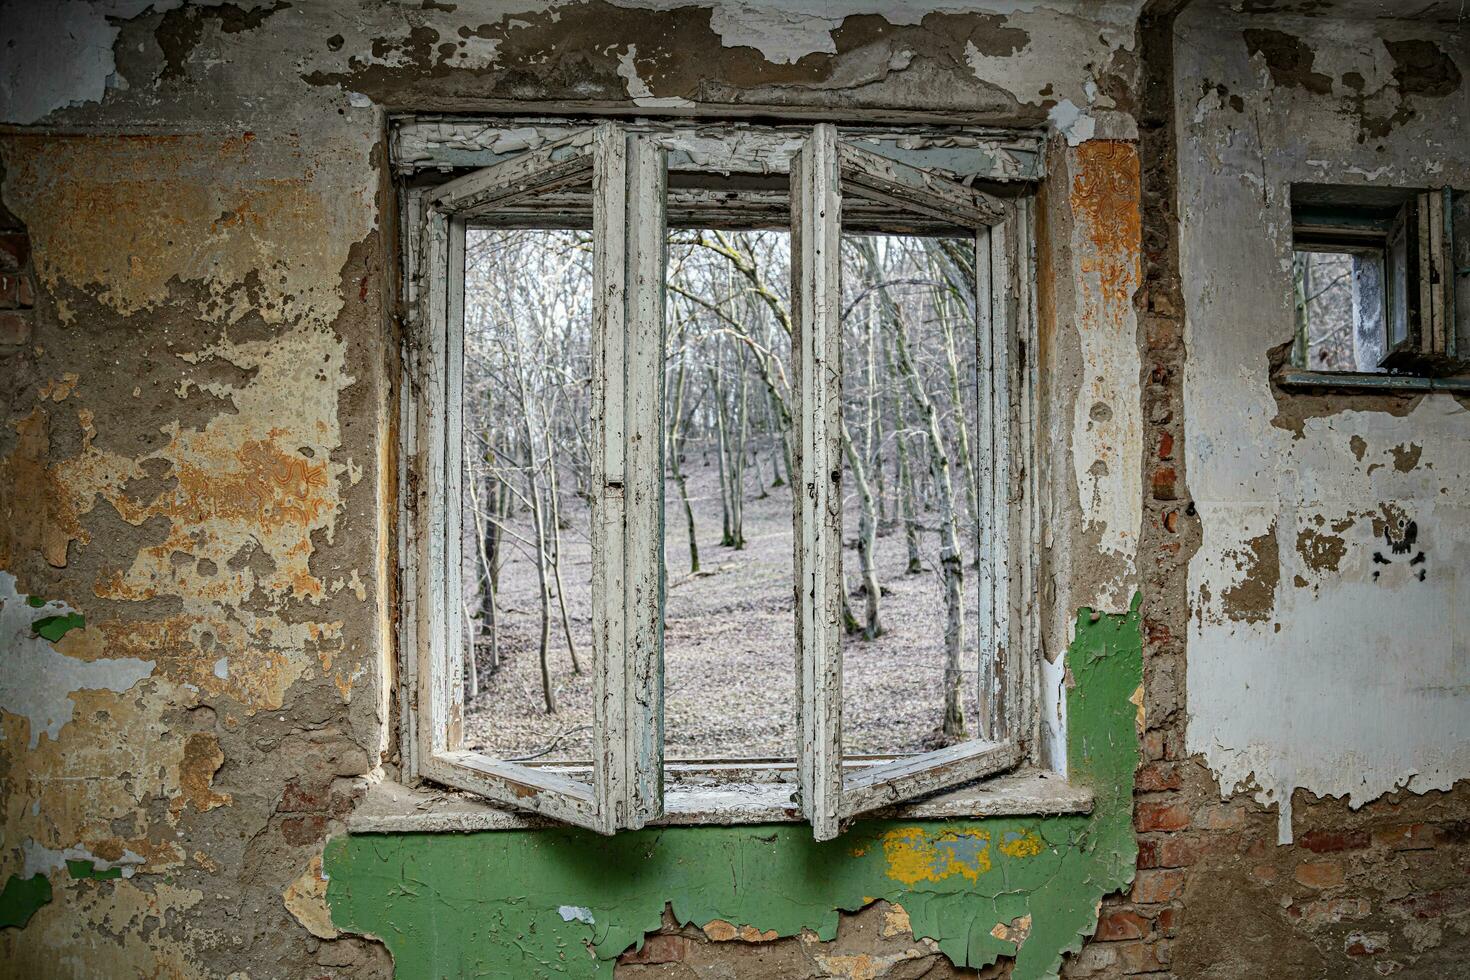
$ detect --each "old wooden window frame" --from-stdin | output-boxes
[792,124,1034,840]
[405,123,666,834]
[399,117,1046,838]
[1280,184,1470,393]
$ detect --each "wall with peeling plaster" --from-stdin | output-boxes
[0,1,1158,977]
[1177,7,1470,842]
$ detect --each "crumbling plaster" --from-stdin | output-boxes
[1177,7,1470,842]
[0,1,1151,975]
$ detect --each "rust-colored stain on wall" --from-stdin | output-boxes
[1072,139,1142,311]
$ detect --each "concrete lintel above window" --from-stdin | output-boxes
[349,769,1094,834]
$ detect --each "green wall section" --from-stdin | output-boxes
[0,875,52,930]
[326,600,1141,979]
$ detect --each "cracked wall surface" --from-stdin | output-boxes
[1176,5,1470,844]
[328,605,1142,980]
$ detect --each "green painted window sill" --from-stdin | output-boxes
[348,768,1093,833]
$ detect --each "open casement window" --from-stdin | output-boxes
[791,124,1031,841]
[1286,184,1468,386]
[411,123,667,834]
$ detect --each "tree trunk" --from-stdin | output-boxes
[863,240,966,741]
[884,333,923,574]
[728,346,749,548]
[526,447,558,715]
[842,426,884,639]
[668,345,700,573]
[543,424,582,676]
[935,281,981,567]
[708,364,736,547]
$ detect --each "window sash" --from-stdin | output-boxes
[791,123,1034,841]
[411,124,666,834]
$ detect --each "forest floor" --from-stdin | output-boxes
[461,450,983,766]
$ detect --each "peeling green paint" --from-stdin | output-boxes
[0,874,52,930]
[25,595,45,608]
[326,599,1141,979]
[66,859,122,881]
[31,612,84,643]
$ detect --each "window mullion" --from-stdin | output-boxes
[792,123,845,843]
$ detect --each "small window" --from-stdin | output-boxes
[1286,184,1468,386]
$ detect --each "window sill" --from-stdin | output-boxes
[348,768,1093,833]
[1275,368,1470,393]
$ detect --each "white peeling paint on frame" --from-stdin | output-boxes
[1177,8,1470,843]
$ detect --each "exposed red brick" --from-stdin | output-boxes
[1133,869,1186,904]
[1135,762,1183,792]
[1297,829,1370,853]
[1144,617,1172,645]
[1343,932,1387,957]
[1293,860,1345,890]
[1250,863,1278,885]
[618,934,687,965]
[1157,431,1174,460]
[279,778,331,813]
[1151,466,1177,501]
[1115,938,1171,973]
[1095,909,1150,941]
[1155,907,1179,936]
[1194,803,1248,830]
[280,814,329,846]
[1390,888,1465,920]
[1135,802,1190,833]
[1148,837,1200,869]
[1435,819,1470,845]
[1137,837,1203,870]
[0,310,30,346]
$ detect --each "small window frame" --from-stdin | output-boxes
[1280,184,1470,393]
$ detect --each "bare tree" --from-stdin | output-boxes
[856,237,968,742]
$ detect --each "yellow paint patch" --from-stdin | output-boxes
[1130,683,1145,735]
[998,829,1046,859]
[0,877,205,974]
[880,826,992,886]
[40,373,79,402]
